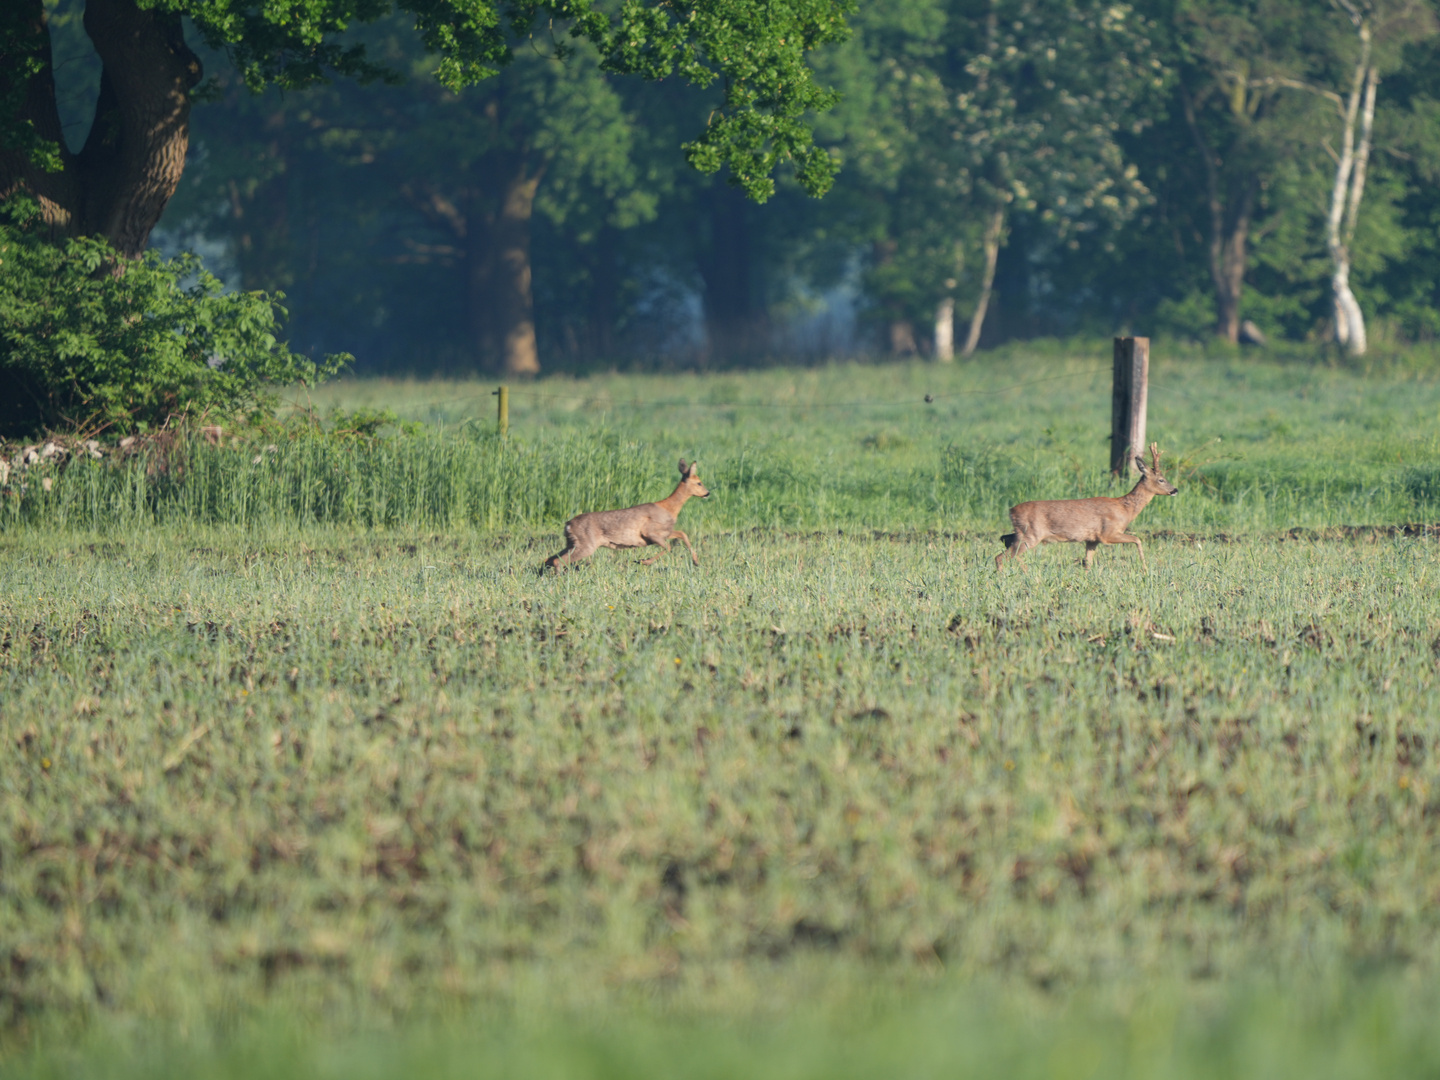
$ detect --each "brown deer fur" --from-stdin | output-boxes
[545,460,710,571]
[996,444,1178,571]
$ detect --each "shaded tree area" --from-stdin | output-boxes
[799,0,1164,359]
[166,21,666,374]
[3,0,853,424]
[936,0,1440,355]
[164,25,822,372]
[32,0,1438,376]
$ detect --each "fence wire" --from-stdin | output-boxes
[372,365,1115,416]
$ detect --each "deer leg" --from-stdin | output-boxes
[639,536,672,566]
[996,533,1015,572]
[1116,534,1147,569]
[548,531,601,571]
[1082,541,1099,570]
[545,542,576,572]
[994,542,1015,572]
[997,533,1037,573]
[670,529,699,567]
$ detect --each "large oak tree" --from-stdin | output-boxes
[0,0,850,262]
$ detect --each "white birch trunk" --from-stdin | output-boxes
[962,205,1006,357]
[1326,24,1374,356]
[934,298,955,362]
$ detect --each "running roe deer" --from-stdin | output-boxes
[995,443,1178,571]
[545,459,710,571]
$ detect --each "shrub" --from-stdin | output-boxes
[0,198,347,438]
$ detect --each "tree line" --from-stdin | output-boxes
[0,0,843,430]
[7,0,1440,387]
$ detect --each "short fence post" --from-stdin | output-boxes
[494,385,509,438]
[1110,337,1149,476]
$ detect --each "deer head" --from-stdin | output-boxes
[679,459,710,498]
[1133,443,1178,496]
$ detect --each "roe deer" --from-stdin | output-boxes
[545,459,710,571]
[995,443,1178,572]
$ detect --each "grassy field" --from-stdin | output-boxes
[3,347,1440,1075]
[6,345,1440,533]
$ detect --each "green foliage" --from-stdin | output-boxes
[803,0,1166,335]
[0,199,347,437]
[163,25,678,373]
[141,0,852,198]
[1099,0,1440,343]
[326,406,423,439]
[149,0,1440,367]
[601,0,850,199]
[0,3,64,171]
[1368,35,1440,342]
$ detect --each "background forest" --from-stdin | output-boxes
[32,0,1440,372]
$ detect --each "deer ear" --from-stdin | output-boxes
[1134,455,1148,472]
[678,459,690,476]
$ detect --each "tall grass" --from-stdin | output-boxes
[1,430,660,532]
[6,425,1437,534]
[6,352,1439,534]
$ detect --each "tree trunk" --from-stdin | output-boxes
[888,320,917,356]
[1212,183,1256,344]
[227,115,295,293]
[1332,262,1366,354]
[962,204,1005,356]
[0,0,200,257]
[467,158,543,376]
[466,189,496,366]
[1327,26,1376,357]
[1181,83,1260,345]
[934,297,955,362]
[494,162,541,376]
[0,0,77,227]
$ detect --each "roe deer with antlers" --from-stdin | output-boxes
[545,459,710,571]
[995,444,1178,571]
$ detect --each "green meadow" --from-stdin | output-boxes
[3,346,1440,1076]
[7,344,1440,535]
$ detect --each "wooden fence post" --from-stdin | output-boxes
[495,385,509,438]
[1110,337,1149,476]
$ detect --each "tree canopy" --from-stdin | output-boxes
[0,0,851,261]
[7,0,1440,388]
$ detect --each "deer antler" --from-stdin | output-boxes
[1149,443,1161,471]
